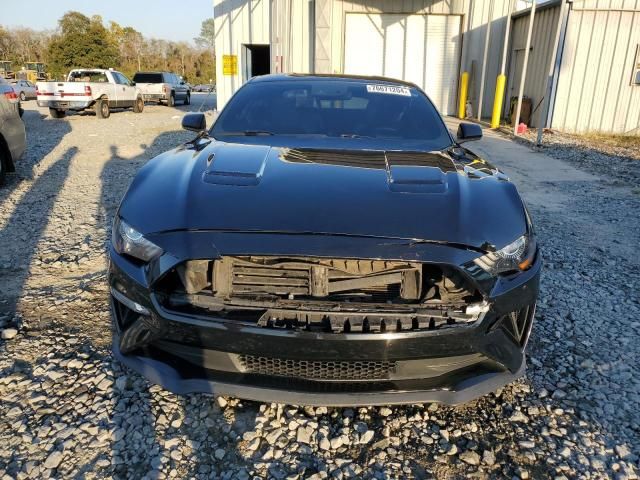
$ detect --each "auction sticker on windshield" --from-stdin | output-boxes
[366,84,411,96]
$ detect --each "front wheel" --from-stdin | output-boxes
[96,98,110,119]
[49,108,65,119]
[133,96,144,113]
[184,92,190,106]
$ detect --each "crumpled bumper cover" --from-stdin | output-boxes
[108,241,541,406]
[112,337,526,406]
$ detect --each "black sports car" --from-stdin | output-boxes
[109,74,540,406]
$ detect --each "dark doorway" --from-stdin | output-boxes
[242,44,270,81]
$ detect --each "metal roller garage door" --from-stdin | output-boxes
[344,13,462,115]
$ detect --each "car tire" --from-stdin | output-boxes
[96,98,110,119]
[168,93,175,107]
[133,96,144,113]
[19,92,26,102]
[49,108,65,119]
[184,93,190,106]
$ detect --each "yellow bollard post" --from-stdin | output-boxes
[491,74,507,128]
[458,72,469,119]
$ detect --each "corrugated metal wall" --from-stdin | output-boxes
[272,0,314,73]
[507,5,562,128]
[314,0,512,118]
[552,2,640,134]
[214,0,313,108]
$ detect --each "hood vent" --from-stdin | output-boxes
[281,148,387,170]
[203,143,271,186]
[280,148,453,194]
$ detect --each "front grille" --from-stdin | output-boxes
[232,263,310,296]
[238,355,398,381]
[214,256,423,303]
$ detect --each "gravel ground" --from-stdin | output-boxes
[0,101,639,480]
[520,129,640,187]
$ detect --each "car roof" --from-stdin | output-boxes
[248,73,419,89]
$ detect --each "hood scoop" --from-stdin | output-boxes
[203,143,271,186]
[386,152,452,194]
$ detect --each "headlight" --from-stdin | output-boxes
[473,235,535,275]
[112,217,163,262]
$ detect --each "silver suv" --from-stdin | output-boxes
[132,72,190,107]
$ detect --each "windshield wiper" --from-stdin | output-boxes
[218,130,274,136]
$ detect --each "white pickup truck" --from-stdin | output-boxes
[36,69,144,119]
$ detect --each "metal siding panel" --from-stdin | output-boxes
[563,11,591,132]
[580,9,608,131]
[553,8,639,133]
[551,10,580,131]
[612,11,637,132]
[593,10,620,131]
[574,12,600,132]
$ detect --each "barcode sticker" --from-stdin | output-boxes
[366,84,411,96]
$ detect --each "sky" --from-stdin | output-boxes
[2,0,214,43]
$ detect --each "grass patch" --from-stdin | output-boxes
[578,132,640,148]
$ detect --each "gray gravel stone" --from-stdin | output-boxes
[1,328,18,340]
[43,451,63,470]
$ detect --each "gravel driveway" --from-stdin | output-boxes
[0,102,638,480]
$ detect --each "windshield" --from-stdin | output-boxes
[211,79,452,150]
[133,73,163,83]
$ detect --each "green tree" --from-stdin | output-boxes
[194,18,215,51]
[48,11,120,78]
[194,18,215,84]
[0,27,11,60]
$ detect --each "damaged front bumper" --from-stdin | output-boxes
[108,234,541,406]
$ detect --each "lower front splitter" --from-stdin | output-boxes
[113,337,526,406]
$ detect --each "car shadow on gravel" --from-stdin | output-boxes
[0,146,76,325]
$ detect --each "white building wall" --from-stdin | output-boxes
[316,0,512,119]
[214,0,314,109]
[213,0,270,108]
[552,3,640,134]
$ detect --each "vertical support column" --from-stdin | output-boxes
[459,72,469,119]
[491,0,515,128]
[513,1,536,136]
[477,0,495,121]
[536,0,568,145]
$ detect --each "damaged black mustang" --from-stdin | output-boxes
[109,74,541,406]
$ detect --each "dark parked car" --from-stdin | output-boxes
[109,74,540,406]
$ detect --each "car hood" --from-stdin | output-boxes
[118,140,527,251]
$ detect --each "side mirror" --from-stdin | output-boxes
[457,123,483,143]
[130,81,136,86]
[182,113,207,132]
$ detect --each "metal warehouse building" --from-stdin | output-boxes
[213,0,640,134]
